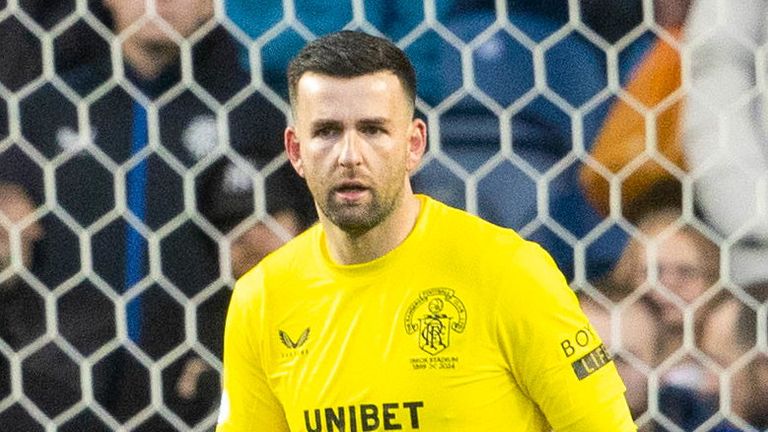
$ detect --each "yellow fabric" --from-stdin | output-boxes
[217,195,635,432]
[580,27,686,216]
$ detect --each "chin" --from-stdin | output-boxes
[333,217,376,234]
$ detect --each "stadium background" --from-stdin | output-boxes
[1,0,766,431]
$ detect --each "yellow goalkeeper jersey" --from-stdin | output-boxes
[217,195,635,432]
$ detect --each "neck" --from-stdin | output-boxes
[122,37,178,81]
[322,193,421,265]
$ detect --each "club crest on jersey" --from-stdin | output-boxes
[405,288,467,355]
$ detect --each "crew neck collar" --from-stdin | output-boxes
[316,194,432,278]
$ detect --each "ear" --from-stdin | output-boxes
[406,118,427,172]
[284,126,305,178]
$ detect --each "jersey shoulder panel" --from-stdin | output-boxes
[426,197,528,254]
[241,223,322,278]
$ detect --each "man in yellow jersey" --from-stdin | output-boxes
[216,30,636,432]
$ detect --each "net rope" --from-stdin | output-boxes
[0,0,765,430]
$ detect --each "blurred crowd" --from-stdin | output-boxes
[0,0,767,431]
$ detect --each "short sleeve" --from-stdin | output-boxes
[497,242,636,432]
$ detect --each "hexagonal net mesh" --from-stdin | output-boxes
[0,0,767,431]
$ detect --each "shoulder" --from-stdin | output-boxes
[230,224,321,321]
[424,196,532,263]
[263,223,321,267]
[493,239,580,335]
[423,196,566,281]
[438,199,570,302]
[426,196,524,244]
[420,197,570,298]
[237,223,321,286]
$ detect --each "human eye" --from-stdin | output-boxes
[359,123,386,137]
[360,127,380,136]
[312,124,341,139]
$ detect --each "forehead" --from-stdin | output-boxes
[636,225,701,263]
[655,230,701,262]
[107,0,212,20]
[293,72,410,121]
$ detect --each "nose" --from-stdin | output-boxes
[338,131,363,168]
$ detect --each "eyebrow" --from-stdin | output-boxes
[310,119,342,132]
[356,118,390,128]
[310,117,391,131]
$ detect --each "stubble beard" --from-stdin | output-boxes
[319,186,402,237]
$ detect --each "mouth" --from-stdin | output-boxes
[332,181,370,202]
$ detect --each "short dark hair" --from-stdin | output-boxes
[287,30,416,112]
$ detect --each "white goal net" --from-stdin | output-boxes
[0,0,766,431]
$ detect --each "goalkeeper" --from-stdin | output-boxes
[217,30,636,432]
